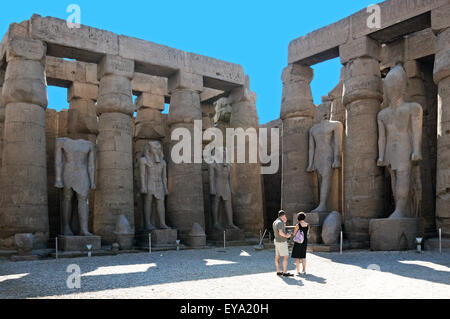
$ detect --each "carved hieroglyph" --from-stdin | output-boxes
[307,101,343,212]
[208,147,239,231]
[55,138,96,236]
[139,141,170,230]
[377,65,423,219]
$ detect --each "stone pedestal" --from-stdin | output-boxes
[0,37,49,249]
[369,218,418,251]
[185,223,207,248]
[114,233,134,250]
[136,229,178,249]
[93,55,135,244]
[280,65,316,224]
[341,37,384,248]
[58,235,101,252]
[208,228,245,242]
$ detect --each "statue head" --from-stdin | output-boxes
[144,141,163,163]
[384,64,408,107]
[213,97,232,125]
[315,96,331,123]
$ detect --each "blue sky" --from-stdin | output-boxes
[1,0,382,124]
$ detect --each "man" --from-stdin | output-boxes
[273,210,294,277]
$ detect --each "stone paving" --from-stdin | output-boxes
[0,246,449,299]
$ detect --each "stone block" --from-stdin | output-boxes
[46,56,99,86]
[321,211,342,246]
[168,70,203,93]
[6,37,46,62]
[14,233,33,256]
[30,15,119,57]
[114,233,134,250]
[340,36,381,64]
[369,218,418,251]
[58,235,101,252]
[380,38,405,69]
[68,82,98,101]
[136,93,165,110]
[432,3,450,33]
[308,225,322,244]
[208,228,245,242]
[98,55,134,79]
[131,73,167,95]
[11,255,38,262]
[405,28,436,62]
[404,60,421,78]
[136,229,178,248]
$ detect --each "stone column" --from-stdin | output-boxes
[405,60,436,237]
[432,5,450,237]
[280,64,316,224]
[340,36,384,248]
[0,37,49,249]
[229,78,265,236]
[67,82,99,143]
[93,55,135,244]
[133,83,166,230]
[166,70,205,241]
[0,69,5,168]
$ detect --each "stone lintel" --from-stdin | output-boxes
[46,56,98,87]
[67,82,99,101]
[289,0,446,65]
[131,72,167,96]
[168,70,203,93]
[432,3,450,33]
[98,54,134,80]
[340,36,380,64]
[405,28,436,61]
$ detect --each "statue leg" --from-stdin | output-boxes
[156,198,170,229]
[312,171,328,212]
[62,187,74,236]
[390,167,411,218]
[77,193,93,236]
[211,195,222,230]
[224,199,239,230]
[144,195,156,230]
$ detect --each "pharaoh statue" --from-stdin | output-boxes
[209,146,239,230]
[139,141,170,230]
[377,64,423,219]
[55,138,96,236]
[307,99,343,212]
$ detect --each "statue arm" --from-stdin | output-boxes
[411,103,423,162]
[88,144,96,190]
[377,113,386,166]
[139,158,148,194]
[332,122,343,168]
[54,139,64,188]
[307,129,315,172]
[162,161,168,195]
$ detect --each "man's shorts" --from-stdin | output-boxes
[274,241,289,257]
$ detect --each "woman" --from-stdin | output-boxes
[291,212,309,276]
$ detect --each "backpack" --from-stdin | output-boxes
[294,226,304,244]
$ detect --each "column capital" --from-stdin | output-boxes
[340,36,381,65]
[6,37,46,62]
[168,70,203,93]
[281,64,313,84]
[432,4,450,34]
[98,54,134,80]
[67,82,99,101]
